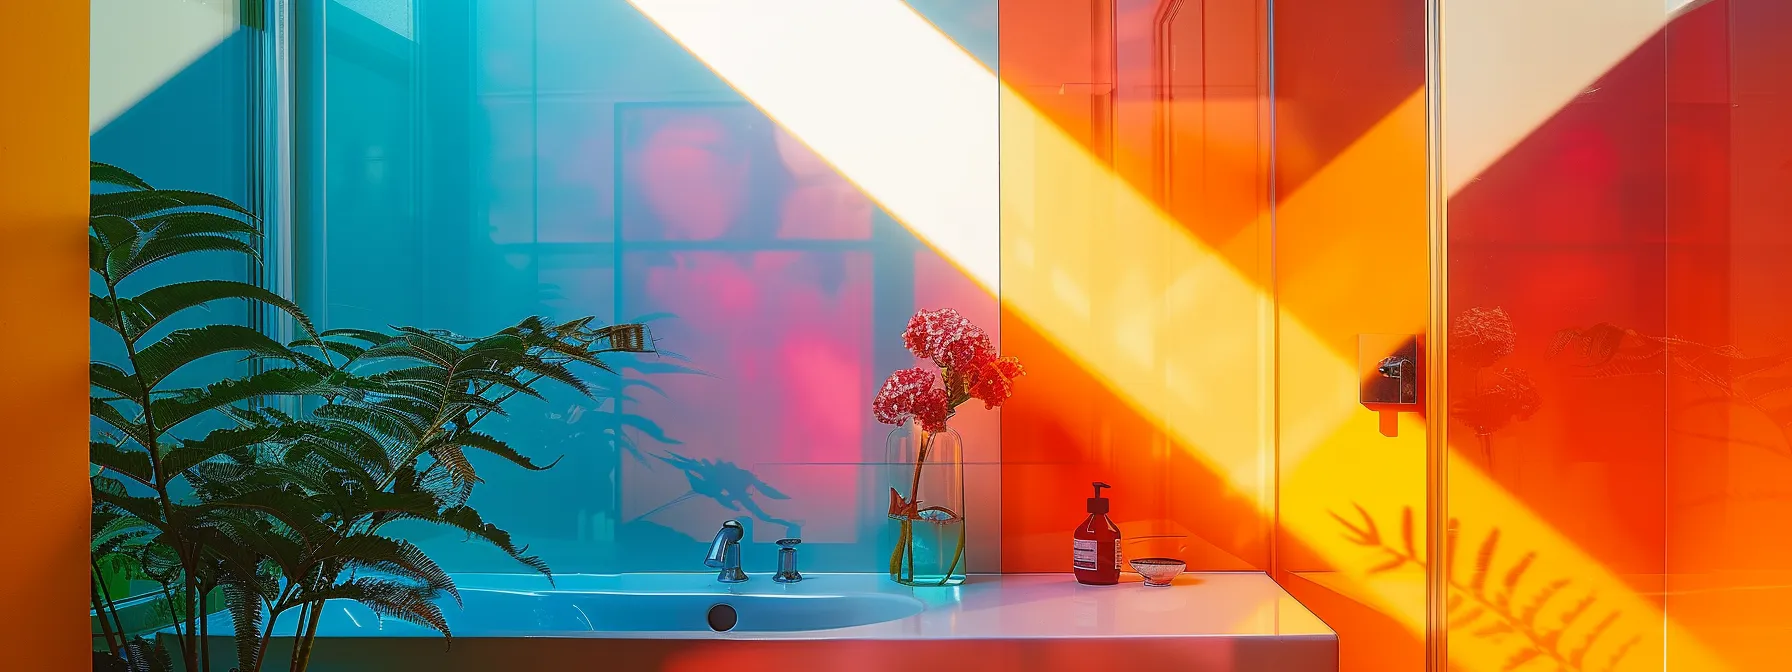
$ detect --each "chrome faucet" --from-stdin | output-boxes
[773,538,803,583]
[705,519,748,583]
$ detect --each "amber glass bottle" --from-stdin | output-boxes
[1072,482,1121,585]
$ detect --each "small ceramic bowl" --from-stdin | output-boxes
[1129,557,1186,587]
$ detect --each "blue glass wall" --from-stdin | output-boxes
[90,1,257,599]
[294,0,998,575]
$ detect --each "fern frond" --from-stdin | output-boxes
[149,368,328,431]
[91,162,153,190]
[305,578,451,640]
[450,431,560,471]
[91,398,151,447]
[132,325,294,386]
[91,188,251,219]
[121,280,318,345]
[91,442,153,487]
[91,362,143,400]
[110,235,259,284]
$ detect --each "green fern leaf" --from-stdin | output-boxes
[425,505,552,579]
[453,368,544,400]
[320,328,393,345]
[203,488,331,542]
[313,403,422,446]
[90,214,139,253]
[92,489,171,533]
[91,294,123,333]
[91,188,251,219]
[91,398,151,447]
[324,535,460,605]
[161,425,286,477]
[89,234,108,275]
[122,280,317,344]
[149,367,328,431]
[91,512,156,551]
[133,325,295,387]
[91,442,153,486]
[428,445,479,486]
[90,362,142,399]
[221,580,266,671]
[135,210,257,241]
[110,234,260,284]
[361,333,458,368]
[450,431,560,471]
[91,162,153,190]
[305,578,451,640]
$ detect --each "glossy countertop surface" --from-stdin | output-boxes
[451,571,1335,641]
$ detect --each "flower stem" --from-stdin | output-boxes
[906,429,931,513]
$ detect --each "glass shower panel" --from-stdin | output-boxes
[293,0,997,575]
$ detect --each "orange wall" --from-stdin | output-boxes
[996,2,1431,670]
[1663,1,1792,669]
[0,0,91,669]
[1271,1,1429,671]
[998,0,1275,573]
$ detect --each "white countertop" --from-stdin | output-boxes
[456,571,1335,641]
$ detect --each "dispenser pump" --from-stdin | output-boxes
[1073,481,1121,585]
[1087,482,1111,514]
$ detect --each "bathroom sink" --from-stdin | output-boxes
[229,573,926,637]
[455,589,925,633]
[180,573,1335,672]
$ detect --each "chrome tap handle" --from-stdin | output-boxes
[773,538,803,583]
[704,519,744,568]
[706,519,748,583]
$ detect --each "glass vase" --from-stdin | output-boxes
[883,420,967,586]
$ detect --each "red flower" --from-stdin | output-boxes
[903,308,991,370]
[873,367,936,426]
[968,356,1025,409]
[886,308,1023,424]
[912,387,950,432]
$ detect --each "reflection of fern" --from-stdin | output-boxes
[1334,505,1640,672]
[1552,323,1792,450]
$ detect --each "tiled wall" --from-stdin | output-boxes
[297,0,1001,575]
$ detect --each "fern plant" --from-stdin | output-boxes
[1333,505,1641,672]
[214,318,653,672]
[88,161,332,672]
[87,162,659,672]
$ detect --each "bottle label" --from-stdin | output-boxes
[1073,539,1097,570]
[1073,539,1122,571]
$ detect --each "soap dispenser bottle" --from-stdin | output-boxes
[1073,482,1121,585]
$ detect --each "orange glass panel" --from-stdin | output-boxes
[999,0,1273,574]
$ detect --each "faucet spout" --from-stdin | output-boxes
[705,519,748,582]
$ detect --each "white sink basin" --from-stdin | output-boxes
[216,573,926,637]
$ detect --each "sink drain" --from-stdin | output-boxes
[706,603,738,632]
